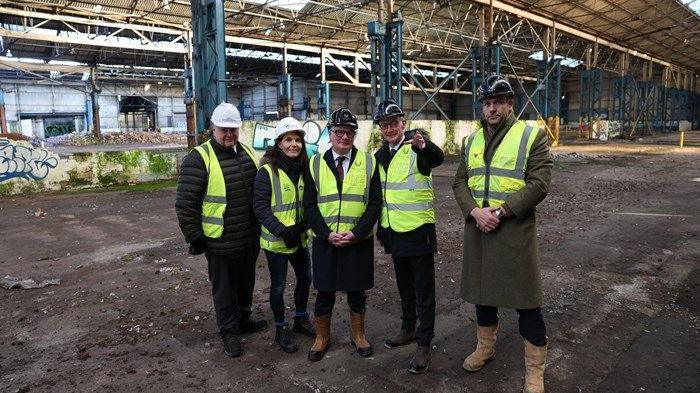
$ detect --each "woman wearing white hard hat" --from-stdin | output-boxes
[253,117,315,353]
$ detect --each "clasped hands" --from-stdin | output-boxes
[470,207,504,233]
[327,231,357,247]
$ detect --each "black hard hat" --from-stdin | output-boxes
[477,74,515,102]
[373,99,404,124]
[327,108,358,130]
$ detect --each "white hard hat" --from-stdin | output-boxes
[210,102,242,128]
[275,117,305,140]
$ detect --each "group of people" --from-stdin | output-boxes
[175,74,552,392]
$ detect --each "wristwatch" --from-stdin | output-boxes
[495,208,505,219]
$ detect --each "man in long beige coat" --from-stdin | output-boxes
[452,75,553,393]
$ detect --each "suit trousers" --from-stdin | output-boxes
[206,246,260,336]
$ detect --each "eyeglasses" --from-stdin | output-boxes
[217,127,239,135]
[333,129,356,138]
[379,120,401,131]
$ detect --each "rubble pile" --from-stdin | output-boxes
[45,132,186,146]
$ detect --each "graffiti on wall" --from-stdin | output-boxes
[0,139,59,182]
[44,117,77,137]
[252,120,331,155]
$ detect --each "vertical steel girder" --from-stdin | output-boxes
[367,15,403,109]
[535,59,561,118]
[579,68,603,122]
[613,76,636,126]
[278,74,292,118]
[637,81,657,132]
[471,45,501,114]
[191,0,227,133]
[317,81,330,120]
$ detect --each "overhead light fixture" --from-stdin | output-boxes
[144,84,151,91]
[315,73,321,78]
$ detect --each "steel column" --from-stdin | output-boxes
[191,0,227,134]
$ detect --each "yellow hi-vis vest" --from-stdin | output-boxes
[194,140,258,238]
[259,164,309,254]
[464,121,537,208]
[310,150,376,236]
[379,143,435,233]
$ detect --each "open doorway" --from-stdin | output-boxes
[119,96,158,132]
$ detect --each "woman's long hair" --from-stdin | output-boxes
[267,131,309,174]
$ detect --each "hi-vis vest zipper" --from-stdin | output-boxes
[379,143,435,233]
[464,121,537,207]
[259,164,309,254]
[309,151,376,237]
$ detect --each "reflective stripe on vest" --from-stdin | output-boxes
[310,151,375,236]
[464,121,537,208]
[259,164,308,254]
[194,140,258,238]
[379,143,435,233]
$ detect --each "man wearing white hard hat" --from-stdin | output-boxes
[176,102,267,358]
[253,117,315,354]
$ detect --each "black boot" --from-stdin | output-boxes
[408,345,431,374]
[275,324,298,353]
[384,324,416,349]
[293,315,316,337]
[222,333,243,357]
[240,318,268,334]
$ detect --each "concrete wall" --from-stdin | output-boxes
[0,138,183,196]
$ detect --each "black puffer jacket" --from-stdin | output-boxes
[175,138,260,255]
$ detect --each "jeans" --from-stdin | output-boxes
[475,305,547,346]
[264,247,312,326]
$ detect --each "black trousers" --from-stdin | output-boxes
[475,305,547,346]
[393,253,436,346]
[205,246,259,336]
[314,290,366,316]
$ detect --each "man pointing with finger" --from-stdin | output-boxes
[452,75,553,393]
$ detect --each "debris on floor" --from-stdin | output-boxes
[0,275,61,290]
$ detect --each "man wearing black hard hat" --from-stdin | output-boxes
[303,108,382,362]
[452,75,553,393]
[373,99,444,374]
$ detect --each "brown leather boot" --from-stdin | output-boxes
[408,344,431,374]
[523,340,547,393]
[350,311,373,357]
[307,313,331,362]
[462,324,498,372]
[384,324,416,349]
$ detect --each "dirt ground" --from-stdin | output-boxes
[1,141,698,393]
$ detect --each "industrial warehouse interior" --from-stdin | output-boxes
[0,1,698,392]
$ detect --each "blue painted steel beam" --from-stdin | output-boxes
[191,0,227,133]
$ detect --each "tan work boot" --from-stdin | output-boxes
[308,313,331,362]
[350,311,373,357]
[523,340,547,393]
[462,324,498,372]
